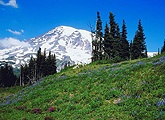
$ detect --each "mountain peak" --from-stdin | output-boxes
[0,26,92,70]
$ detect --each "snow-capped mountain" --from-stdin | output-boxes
[0,26,92,70]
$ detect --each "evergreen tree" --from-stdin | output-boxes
[96,11,103,60]
[41,48,47,76]
[24,64,30,84]
[120,19,130,60]
[0,66,4,86]
[132,20,147,59]
[45,51,52,76]
[116,24,120,39]
[109,12,117,38]
[161,39,165,53]
[36,47,46,80]
[132,31,140,59]
[90,24,96,62]
[20,57,36,85]
[92,40,98,62]
[137,19,147,57]
[103,22,110,59]
[36,47,42,80]
[130,40,133,60]
[7,64,17,86]
[51,54,57,74]
[20,65,25,86]
[112,23,121,58]
[45,51,57,75]
[109,11,119,59]
[145,49,148,58]
[20,65,26,86]
[103,22,113,59]
[0,63,17,87]
[28,56,36,83]
[19,48,57,86]
[91,11,103,62]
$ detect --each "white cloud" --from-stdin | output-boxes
[0,0,18,8]
[7,29,21,35]
[21,29,24,33]
[0,37,30,48]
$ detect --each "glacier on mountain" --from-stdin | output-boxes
[0,26,92,70]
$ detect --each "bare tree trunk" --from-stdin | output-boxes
[20,76,22,86]
[22,74,24,86]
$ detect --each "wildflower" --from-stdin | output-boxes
[48,107,55,112]
[134,110,137,114]
[127,95,131,99]
[26,109,31,112]
[147,104,152,107]
[32,108,42,114]
[155,99,165,107]
[139,61,146,65]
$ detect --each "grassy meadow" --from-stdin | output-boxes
[0,53,165,120]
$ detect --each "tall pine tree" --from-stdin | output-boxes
[28,56,36,83]
[109,12,117,38]
[132,31,140,59]
[96,11,103,60]
[109,11,118,59]
[103,22,113,59]
[36,47,42,80]
[120,19,130,60]
[41,48,47,76]
[137,19,147,58]
[112,23,121,59]
[45,51,57,75]
[130,40,133,60]
[0,63,17,87]
[132,19,147,59]
[92,11,103,62]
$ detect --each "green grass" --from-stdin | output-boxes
[0,53,165,120]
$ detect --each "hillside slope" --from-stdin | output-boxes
[0,53,165,119]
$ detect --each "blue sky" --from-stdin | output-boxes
[0,0,165,52]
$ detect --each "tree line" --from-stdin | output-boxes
[0,63,17,87]
[91,11,147,62]
[20,47,57,86]
[0,48,57,87]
